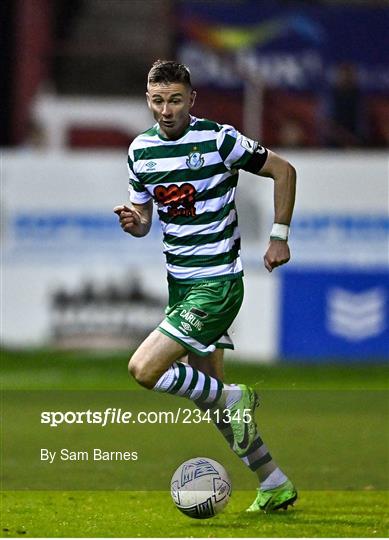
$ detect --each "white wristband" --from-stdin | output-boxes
[270,223,289,241]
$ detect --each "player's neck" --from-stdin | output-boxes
[158,117,191,141]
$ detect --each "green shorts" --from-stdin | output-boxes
[158,276,244,356]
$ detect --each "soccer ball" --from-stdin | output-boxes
[170,457,231,519]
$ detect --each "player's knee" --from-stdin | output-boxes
[128,354,155,389]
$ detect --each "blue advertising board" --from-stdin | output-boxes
[4,210,164,265]
[280,270,389,361]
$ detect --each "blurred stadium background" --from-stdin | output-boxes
[1,0,388,363]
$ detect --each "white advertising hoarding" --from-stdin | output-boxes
[2,150,388,360]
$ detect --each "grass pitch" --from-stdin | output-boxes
[1,349,388,537]
[2,490,388,538]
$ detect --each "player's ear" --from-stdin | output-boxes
[189,90,196,109]
[146,92,151,110]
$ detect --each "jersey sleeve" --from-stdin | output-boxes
[216,125,268,171]
[127,147,152,204]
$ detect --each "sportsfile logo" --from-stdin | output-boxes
[41,407,238,427]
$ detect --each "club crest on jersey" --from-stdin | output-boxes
[186,147,204,170]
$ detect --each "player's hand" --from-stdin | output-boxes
[263,239,290,272]
[113,205,141,234]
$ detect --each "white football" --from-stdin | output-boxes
[170,457,232,519]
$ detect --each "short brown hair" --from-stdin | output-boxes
[147,60,192,87]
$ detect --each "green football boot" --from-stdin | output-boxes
[228,384,259,457]
[246,480,298,513]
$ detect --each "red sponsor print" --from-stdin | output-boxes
[153,183,197,217]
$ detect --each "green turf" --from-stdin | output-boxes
[1,349,388,537]
[2,348,388,390]
[1,389,387,491]
[1,490,388,537]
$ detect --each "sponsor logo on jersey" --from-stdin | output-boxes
[186,147,204,170]
[153,183,197,218]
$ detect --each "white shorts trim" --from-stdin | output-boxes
[158,320,216,355]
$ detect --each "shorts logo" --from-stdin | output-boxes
[186,147,204,170]
[180,309,205,331]
[153,183,196,218]
[179,321,192,334]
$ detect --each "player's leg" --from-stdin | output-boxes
[189,348,232,446]
[189,347,268,460]
[129,329,186,388]
[188,348,297,512]
[188,347,224,379]
[129,329,247,412]
[188,348,235,444]
[188,348,262,462]
[129,276,259,454]
[129,329,224,406]
[156,277,260,454]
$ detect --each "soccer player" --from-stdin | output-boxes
[114,60,297,512]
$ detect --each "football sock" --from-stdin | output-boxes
[153,362,242,407]
[224,384,242,408]
[241,436,278,483]
[259,467,288,490]
[153,361,224,406]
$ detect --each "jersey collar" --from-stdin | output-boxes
[156,115,197,142]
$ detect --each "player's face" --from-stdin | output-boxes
[146,83,196,140]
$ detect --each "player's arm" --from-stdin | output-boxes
[258,150,296,272]
[242,148,296,272]
[113,200,153,238]
[257,149,296,230]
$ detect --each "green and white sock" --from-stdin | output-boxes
[153,361,226,406]
[260,467,288,490]
[242,435,278,483]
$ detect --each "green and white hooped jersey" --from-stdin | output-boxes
[128,116,265,282]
